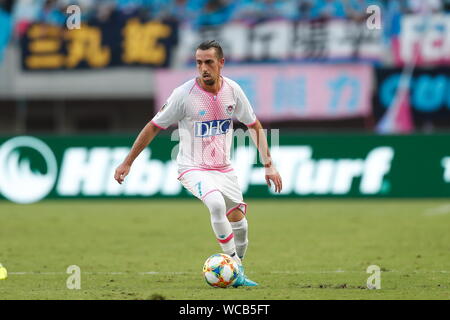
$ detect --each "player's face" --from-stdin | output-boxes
[195,48,224,86]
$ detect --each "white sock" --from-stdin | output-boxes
[230,218,248,261]
[203,191,241,264]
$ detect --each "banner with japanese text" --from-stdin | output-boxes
[155,64,373,121]
[392,14,450,66]
[18,13,450,70]
[177,19,383,64]
[20,18,178,70]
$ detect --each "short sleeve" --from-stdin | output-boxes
[151,88,184,129]
[233,82,257,126]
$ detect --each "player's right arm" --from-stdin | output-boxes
[114,86,185,184]
[114,122,160,184]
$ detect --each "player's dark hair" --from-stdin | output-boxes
[196,40,224,60]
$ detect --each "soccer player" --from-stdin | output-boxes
[114,40,282,287]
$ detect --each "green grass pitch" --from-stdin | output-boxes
[0,199,449,300]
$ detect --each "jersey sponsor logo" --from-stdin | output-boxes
[195,119,232,137]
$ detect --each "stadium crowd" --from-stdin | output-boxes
[3,0,450,31]
[1,0,450,62]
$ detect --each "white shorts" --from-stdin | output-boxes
[177,168,247,216]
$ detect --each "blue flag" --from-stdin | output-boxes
[0,8,12,63]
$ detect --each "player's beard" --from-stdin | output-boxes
[202,74,215,86]
[204,78,215,86]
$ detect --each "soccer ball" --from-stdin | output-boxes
[202,253,239,288]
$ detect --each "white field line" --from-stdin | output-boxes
[9,271,196,275]
[8,270,450,276]
[423,204,450,216]
[270,270,450,274]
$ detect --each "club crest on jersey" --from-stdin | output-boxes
[226,105,235,115]
[195,119,232,137]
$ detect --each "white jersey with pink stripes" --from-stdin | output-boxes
[151,76,257,171]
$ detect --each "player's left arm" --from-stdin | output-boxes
[247,119,283,193]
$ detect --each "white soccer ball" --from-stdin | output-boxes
[202,253,239,288]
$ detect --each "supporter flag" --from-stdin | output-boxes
[376,77,414,134]
[0,7,12,63]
